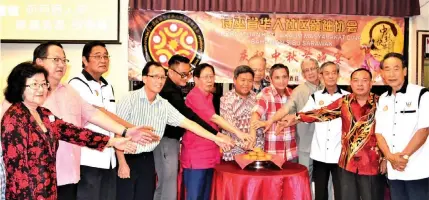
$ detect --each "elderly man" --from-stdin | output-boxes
[248,56,270,93]
[376,53,429,200]
[301,61,349,200]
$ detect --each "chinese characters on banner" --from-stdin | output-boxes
[128,11,404,84]
[0,1,117,41]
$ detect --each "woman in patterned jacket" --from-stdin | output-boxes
[0,62,136,200]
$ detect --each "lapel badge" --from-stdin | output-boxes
[406,102,411,107]
[319,100,324,106]
[383,105,388,111]
[48,115,55,122]
[95,90,99,96]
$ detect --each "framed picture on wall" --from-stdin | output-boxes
[416,30,429,87]
[0,0,120,44]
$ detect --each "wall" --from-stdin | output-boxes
[0,0,130,102]
[1,0,428,102]
[408,0,429,84]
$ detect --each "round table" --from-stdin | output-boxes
[210,161,311,200]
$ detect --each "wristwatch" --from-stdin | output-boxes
[403,155,409,160]
[121,128,128,137]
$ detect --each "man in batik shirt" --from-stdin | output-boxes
[250,64,297,161]
[220,65,264,160]
[284,68,387,200]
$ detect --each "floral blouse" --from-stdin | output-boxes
[1,102,110,200]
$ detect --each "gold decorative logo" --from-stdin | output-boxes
[383,105,388,111]
[319,100,324,105]
[406,102,411,107]
[142,12,204,67]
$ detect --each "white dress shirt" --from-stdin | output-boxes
[116,87,186,153]
[301,87,349,164]
[69,70,117,169]
[375,83,429,180]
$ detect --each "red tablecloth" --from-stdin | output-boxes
[210,161,311,200]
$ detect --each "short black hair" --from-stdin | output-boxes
[33,42,64,63]
[269,63,289,77]
[350,68,372,80]
[142,61,165,76]
[82,41,107,68]
[168,55,190,69]
[234,65,254,79]
[380,52,406,69]
[193,63,215,78]
[4,62,49,103]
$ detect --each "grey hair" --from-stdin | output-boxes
[300,58,319,70]
[320,61,340,73]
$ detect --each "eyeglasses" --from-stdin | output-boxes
[302,67,318,74]
[147,75,167,81]
[41,57,69,64]
[26,83,50,90]
[89,55,110,61]
[170,68,194,79]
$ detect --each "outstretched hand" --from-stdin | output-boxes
[126,125,160,145]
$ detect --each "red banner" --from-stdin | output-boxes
[128,11,404,85]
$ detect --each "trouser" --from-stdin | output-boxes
[299,151,314,180]
[183,168,214,200]
[339,168,385,200]
[389,178,429,200]
[57,184,77,200]
[116,152,156,200]
[299,151,314,198]
[312,160,341,200]
[76,165,116,200]
[153,137,180,200]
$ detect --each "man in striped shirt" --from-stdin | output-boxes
[115,61,233,200]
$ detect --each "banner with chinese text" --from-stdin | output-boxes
[128,11,404,85]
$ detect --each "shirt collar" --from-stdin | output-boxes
[322,86,342,94]
[349,92,377,107]
[139,86,161,103]
[231,89,256,101]
[165,77,182,91]
[387,81,408,96]
[269,84,291,97]
[305,81,324,90]
[194,86,213,100]
[82,69,108,86]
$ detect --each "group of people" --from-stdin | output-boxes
[0,40,427,200]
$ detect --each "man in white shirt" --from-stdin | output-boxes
[375,53,429,200]
[301,62,349,200]
[69,41,117,200]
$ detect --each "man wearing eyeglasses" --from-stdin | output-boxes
[153,55,232,200]
[116,61,233,200]
[68,41,118,200]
